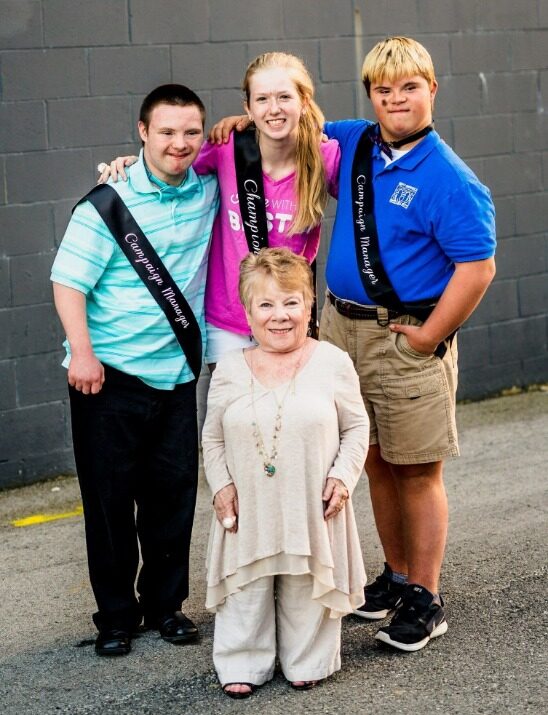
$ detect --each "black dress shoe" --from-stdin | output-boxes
[95,629,131,656]
[152,611,199,644]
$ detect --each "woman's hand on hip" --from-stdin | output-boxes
[213,483,239,533]
[323,477,349,520]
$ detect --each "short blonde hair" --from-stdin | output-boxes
[242,52,328,235]
[239,248,314,312]
[361,37,436,97]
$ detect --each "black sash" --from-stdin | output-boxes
[234,128,269,255]
[351,128,438,323]
[351,128,455,357]
[74,184,203,380]
[234,128,319,337]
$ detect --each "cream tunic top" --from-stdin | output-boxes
[202,341,369,618]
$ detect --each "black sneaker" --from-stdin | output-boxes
[375,584,448,652]
[353,563,405,620]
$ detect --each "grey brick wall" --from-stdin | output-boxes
[0,0,546,488]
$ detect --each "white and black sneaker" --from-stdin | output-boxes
[375,584,448,652]
[353,562,405,620]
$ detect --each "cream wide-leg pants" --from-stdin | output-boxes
[213,573,342,686]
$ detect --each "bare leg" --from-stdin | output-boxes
[366,447,448,592]
[390,460,448,594]
[365,445,407,574]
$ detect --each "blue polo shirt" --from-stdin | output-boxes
[324,120,496,305]
[51,151,219,389]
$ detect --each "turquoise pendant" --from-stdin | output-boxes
[264,463,276,477]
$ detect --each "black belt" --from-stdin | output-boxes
[327,291,401,324]
[327,291,454,359]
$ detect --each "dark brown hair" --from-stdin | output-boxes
[139,84,206,129]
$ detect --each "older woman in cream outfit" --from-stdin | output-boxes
[202,248,369,699]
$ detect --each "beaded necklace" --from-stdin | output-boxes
[249,344,305,477]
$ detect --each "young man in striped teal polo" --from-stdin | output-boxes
[51,85,219,657]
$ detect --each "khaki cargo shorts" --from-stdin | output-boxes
[319,298,459,465]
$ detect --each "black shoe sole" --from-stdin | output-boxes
[160,631,199,644]
[95,646,131,656]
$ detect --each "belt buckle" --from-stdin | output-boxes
[376,306,390,327]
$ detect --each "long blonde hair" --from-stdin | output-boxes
[242,52,328,236]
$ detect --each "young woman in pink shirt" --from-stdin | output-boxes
[100,53,340,367]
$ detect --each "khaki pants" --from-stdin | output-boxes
[213,574,341,685]
[320,298,459,464]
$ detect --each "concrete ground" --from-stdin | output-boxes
[0,390,546,715]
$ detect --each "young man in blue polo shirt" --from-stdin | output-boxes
[321,37,496,651]
[51,85,218,656]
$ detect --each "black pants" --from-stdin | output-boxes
[69,365,198,632]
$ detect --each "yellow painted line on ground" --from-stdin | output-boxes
[11,505,83,528]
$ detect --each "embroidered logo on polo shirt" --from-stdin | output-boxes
[389,182,418,209]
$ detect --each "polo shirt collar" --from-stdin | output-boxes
[374,130,441,172]
[129,149,200,201]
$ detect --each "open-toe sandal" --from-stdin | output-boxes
[222,682,255,699]
[290,680,319,690]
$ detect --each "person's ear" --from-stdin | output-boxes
[430,80,439,107]
[138,121,148,143]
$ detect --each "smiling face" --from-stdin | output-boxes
[370,74,437,143]
[245,67,305,144]
[245,275,310,354]
[138,103,204,185]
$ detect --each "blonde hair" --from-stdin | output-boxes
[361,37,436,97]
[242,52,328,235]
[239,248,314,312]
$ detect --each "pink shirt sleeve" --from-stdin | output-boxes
[193,140,219,175]
[321,138,341,199]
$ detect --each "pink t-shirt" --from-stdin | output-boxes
[193,134,340,335]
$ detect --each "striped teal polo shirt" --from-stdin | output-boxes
[51,151,219,389]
